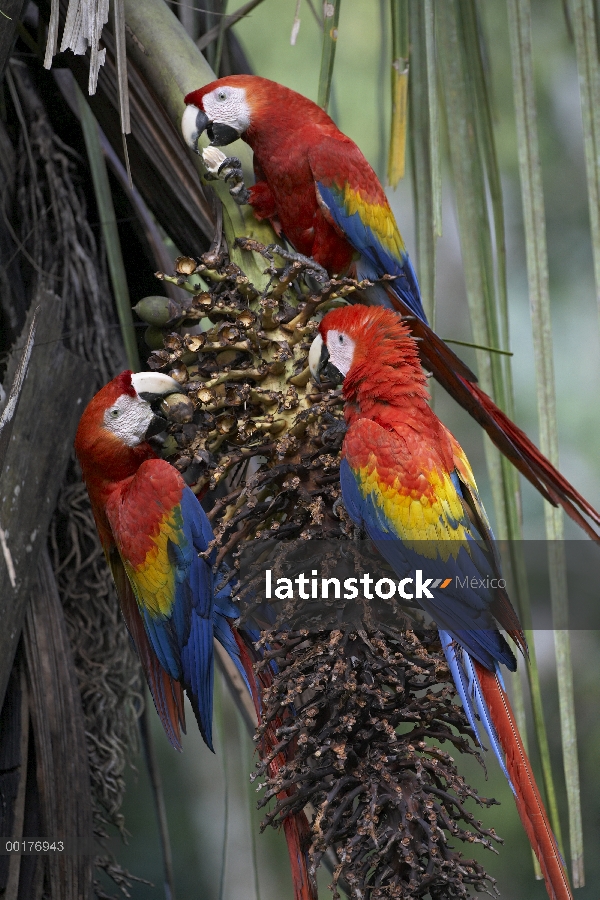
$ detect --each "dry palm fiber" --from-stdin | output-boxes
[8,60,146,895]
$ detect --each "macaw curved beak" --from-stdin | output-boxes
[207,121,242,147]
[308,333,326,384]
[181,104,241,152]
[308,334,343,386]
[131,372,180,438]
[131,372,180,401]
[181,104,210,154]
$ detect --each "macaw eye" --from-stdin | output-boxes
[217,90,227,101]
[338,334,344,343]
[110,408,120,418]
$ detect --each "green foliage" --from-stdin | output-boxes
[507,0,582,879]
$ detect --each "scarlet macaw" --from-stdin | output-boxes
[181,74,600,540]
[74,370,247,751]
[308,304,571,900]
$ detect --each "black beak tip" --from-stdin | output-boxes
[195,109,210,136]
[316,342,330,384]
[145,413,168,439]
[207,121,242,147]
[317,344,344,387]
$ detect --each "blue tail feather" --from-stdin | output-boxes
[441,630,515,794]
[213,572,254,696]
[462,651,515,794]
[440,630,481,743]
[213,610,253,696]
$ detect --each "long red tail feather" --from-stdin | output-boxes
[474,661,573,900]
[385,292,600,541]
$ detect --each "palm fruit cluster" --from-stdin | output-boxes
[136,239,354,519]
[253,620,500,899]
[134,239,501,898]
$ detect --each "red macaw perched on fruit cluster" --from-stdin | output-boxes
[76,371,315,898]
[309,305,572,900]
[74,370,247,751]
[181,74,600,541]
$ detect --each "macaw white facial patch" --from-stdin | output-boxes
[103,394,154,447]
[202,85,251,134]
[326,329,356,377]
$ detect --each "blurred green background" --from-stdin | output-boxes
[97,2,600,897]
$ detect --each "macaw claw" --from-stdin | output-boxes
[217,155,242,178]
[265,244,329,283]
[216,156,250,205]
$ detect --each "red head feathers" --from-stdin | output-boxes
[74,370,155,489]
[185,76,332,131]
[317,306,429,412]
[183,75,336,153]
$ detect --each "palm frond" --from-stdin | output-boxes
[571,0,600,324]
[436,1,509,531]
[436,8,568,882]
[424,0,441,240]
[507,0,583,883]
[388,0,409,187]
[76,82,139,370]
[408,1,435,323]
[317,0,342,111]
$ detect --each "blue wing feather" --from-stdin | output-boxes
[180,590,215,749]
[111,461,256,751]
[341,452,519,792]
[339,457,364,525]
[314,180,426,322]
[123,487,224,750]
[165,488,217,748]
[213,574,253,696]
[340,457,516,671]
